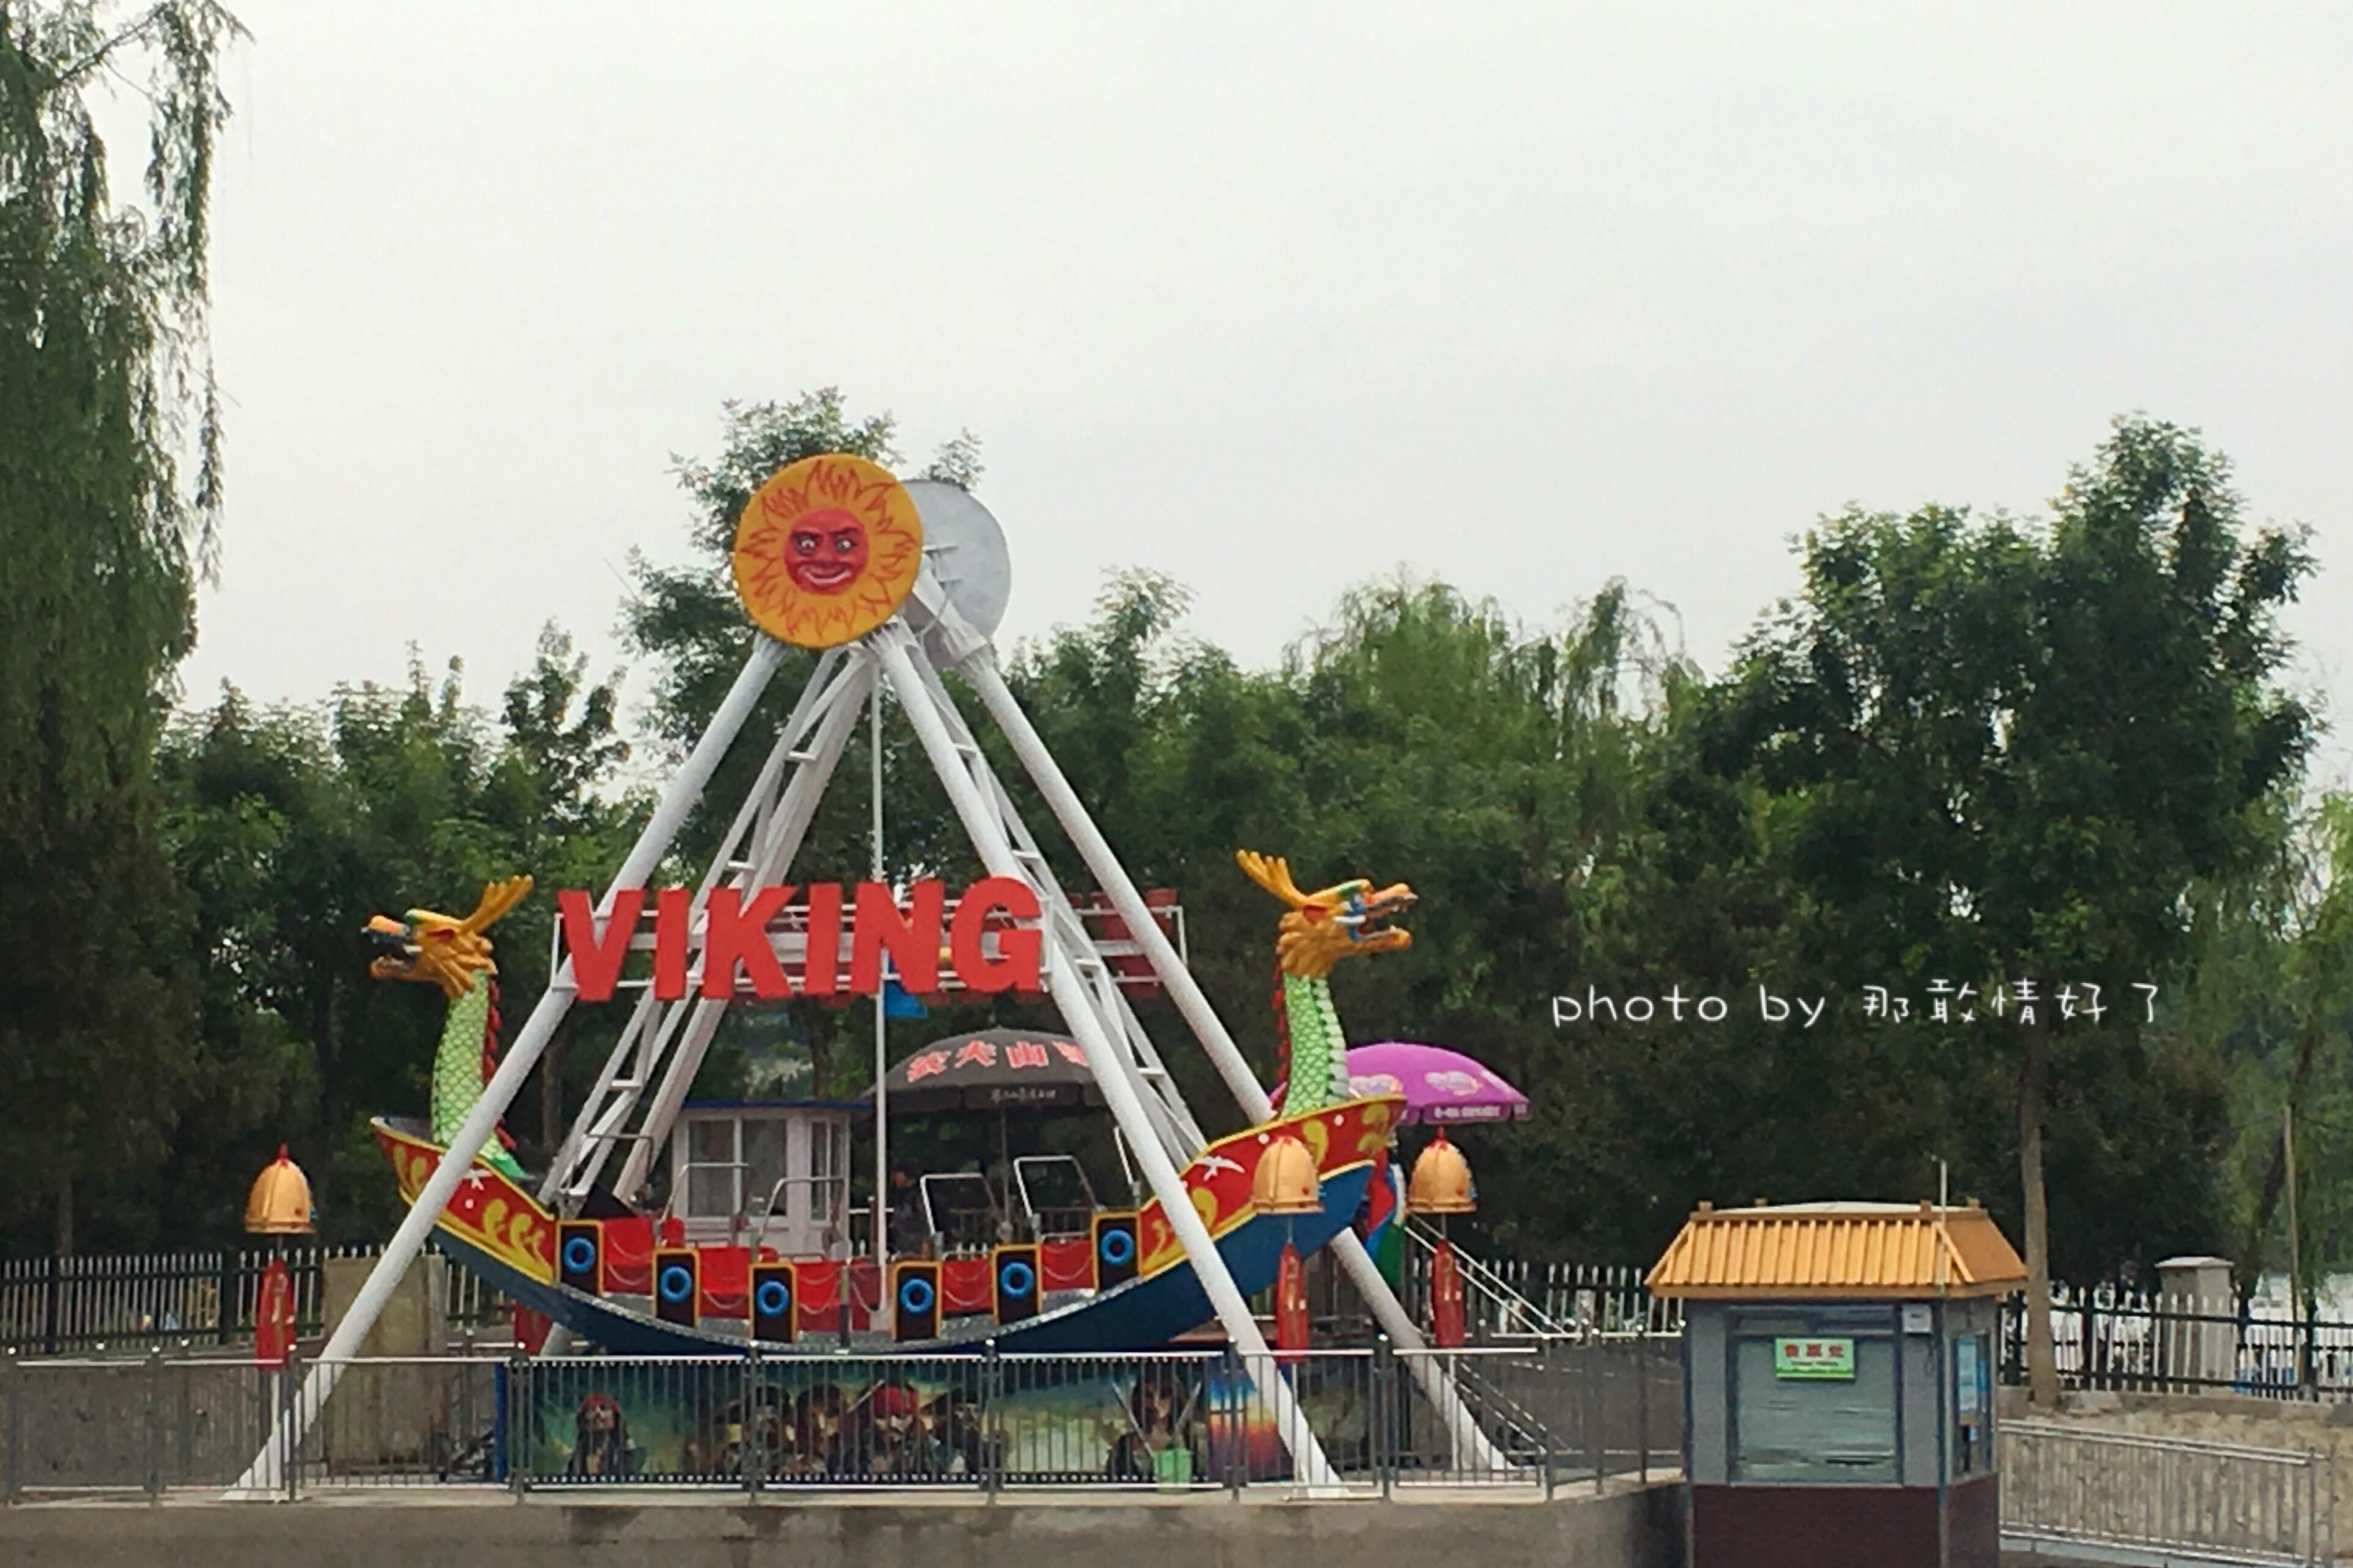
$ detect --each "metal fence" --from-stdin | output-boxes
[0,1243,1679,1358]
[1,1336,1682,1501]
[0,1248,510,1355]
[34,1242,2353,1400]
[2001,1286,2353,1399]
[2002,1420,2335,1566]
[0,1351,509,1498]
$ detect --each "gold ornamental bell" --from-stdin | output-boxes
[244,1145,316,1236]
[1252,1134,1323,1216]
[1407,1128,1475,1216]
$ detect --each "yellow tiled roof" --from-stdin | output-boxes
[1646,1201,2027,1300]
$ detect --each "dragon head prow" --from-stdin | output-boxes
[365,875,534,999]
[1234,850,1414,979]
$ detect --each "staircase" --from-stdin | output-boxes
[1399,1220,1573,1338]
[1396,1223,1684,1340]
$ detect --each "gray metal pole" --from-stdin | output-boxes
[872,627,1340,1490]
[875,673,889,1280]
[870,676,891,1309]
[227,636,787,1497]
[958,646,1505,1470]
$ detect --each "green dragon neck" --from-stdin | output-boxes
[431,986,525,1180]
[1282,971,1351,1112]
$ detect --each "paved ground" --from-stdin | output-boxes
[2002,1550,2256,1567]
[0,1479,1686,1568]
[5,1484,1638,1510]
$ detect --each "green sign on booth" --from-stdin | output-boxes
[1773,1336,1856,1379]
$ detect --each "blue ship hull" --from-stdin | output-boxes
[438,1164,1373,1356]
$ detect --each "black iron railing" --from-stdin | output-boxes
[0,1247,510,1355]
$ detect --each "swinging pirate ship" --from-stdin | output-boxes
[235,455,1500,1491]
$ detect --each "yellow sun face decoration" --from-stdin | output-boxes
[731,454,924,648]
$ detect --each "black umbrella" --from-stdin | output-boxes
[863,1028,1104,1116]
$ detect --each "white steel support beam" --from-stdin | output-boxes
[546,652,871,1209]
[892,647,1203,1160]
[957,643,1506,1473]
[607,654,875,1203]
[541,983,663,1208]
[871,623,1340,1490]
[230,636,787,1497]
[539,648,852,1209]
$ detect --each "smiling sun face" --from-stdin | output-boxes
[732,454,924,647]
[785,508,870,594]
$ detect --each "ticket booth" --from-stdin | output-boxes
[1648,1199,2026,1568]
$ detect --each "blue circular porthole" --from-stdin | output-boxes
[999,1260,1035,1299]
[1098,1228,1135,1267]
[754,1278,792,1318]
[561,1235,598,1275]
[899,1275,936,1315]
[658,1263,695,1304]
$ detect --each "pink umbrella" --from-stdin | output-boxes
[1336,1042,1529,1125]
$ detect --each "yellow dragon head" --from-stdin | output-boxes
[1235,851,1414,979]
[363,875,534,1000]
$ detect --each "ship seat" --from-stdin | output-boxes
[602,1215,655,1295]
[699,1244,751,1318]
[941,1254,993,1316]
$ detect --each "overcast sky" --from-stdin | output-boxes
[180,3,2350,782]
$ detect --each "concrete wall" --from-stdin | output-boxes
[1,1484,1687,1568]
[319,1253,446,1360]
[1898,1305,1938,1484]
[1685,1305,1723,1481]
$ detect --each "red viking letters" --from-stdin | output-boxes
[801,881,844,996]
[850,879,943,994]
[558,877,1044,1003]
[556,886,642,1001]
[652,885,690,997]
[950,884,1042,993]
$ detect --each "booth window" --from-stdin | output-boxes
[810,1118,845,1226]
[687,1117,737,1217]
[742,1117,784,1216]
[1731,1335,1899,1483]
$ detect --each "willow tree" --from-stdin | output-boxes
[0,1,240,1248]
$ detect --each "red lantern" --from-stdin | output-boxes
[255,1256,295,1367]
[1429,1236,1466,1348]
[1275,1240,1310,1358]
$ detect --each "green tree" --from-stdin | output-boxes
[135,635,634,1247]
[1702,417,2314,1404]
[993,570,1696,1243]
[0,0,241,1250]
[991,569,1313,1121]
[495,626,639,1148]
